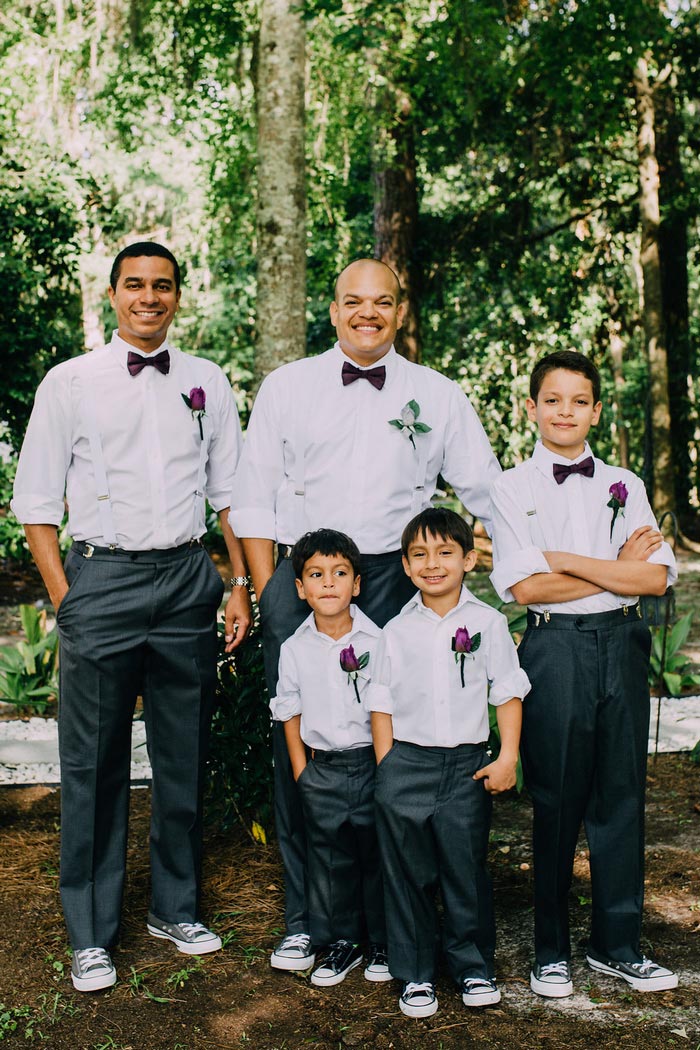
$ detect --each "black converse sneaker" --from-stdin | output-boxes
[310,940,363,987]
[399,981,438,1018]
[363,943,392,982]
[586,951,678,992]
[530,960,574,998]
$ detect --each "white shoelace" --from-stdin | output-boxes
[403,981,434,999]
[280,933,311,951]
[540,961,570,979]
[75,947,111,971]
[179,922,209,938]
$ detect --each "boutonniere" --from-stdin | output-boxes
[607,481,628,540]
[182,387,206,439]
[339,644,370,703]
[451,626,481,688]
[388,399,432,450]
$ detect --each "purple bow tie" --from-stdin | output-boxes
[341,360,386,391]
[552,456,595,485]
[127,349,170,376]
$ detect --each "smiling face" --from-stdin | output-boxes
[526,368,602,459]
[402,530,477,616]
[329,260,405,365]
[108,255,180,352]
[295,553,360,633]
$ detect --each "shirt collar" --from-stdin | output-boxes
[400,584,475,621]
[532,439,595,478]
[296,603,381,642]
[109,329,174,369]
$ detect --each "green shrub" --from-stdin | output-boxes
[0,604,58,712]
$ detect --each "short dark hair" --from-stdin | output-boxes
[530,350,601,403]
[110,241,181,293]
[291,528,362,580]
[401,508,474,557]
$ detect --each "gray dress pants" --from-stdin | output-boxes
[57,541,224,950]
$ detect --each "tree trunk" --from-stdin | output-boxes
[372,85,421,362]
[255,0,306,382]
[656,73,694,523]
[632,55,675,516]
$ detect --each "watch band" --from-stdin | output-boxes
[230,575,251,588]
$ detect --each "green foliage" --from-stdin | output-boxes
[0,448,28,562]
[0,1002,34,1042]
[207,614,272,835]
[649,612,700,697]
[0,605,59,713]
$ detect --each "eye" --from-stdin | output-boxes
[334,569,347,577]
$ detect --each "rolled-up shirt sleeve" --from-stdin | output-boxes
[364,637,394,714]
[486,616,531,705]
[270,643,302,722]
[229,372,283,540]
[441,381,502,537]
[11,367,73,525]
[623,476,678,588]
[489,475,551,602]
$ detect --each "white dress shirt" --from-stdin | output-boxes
[489,440,678,614]
[271,605,382,750]
[12,332,242,550]
[229,342,500,552]
[365,586,530,747]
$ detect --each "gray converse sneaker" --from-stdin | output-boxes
[71,947,117,992]
[270,933,315,971]
[147,913,222,955]
[586,951,678,992]
[530,960,573,998]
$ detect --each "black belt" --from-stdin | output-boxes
[526,604,642,631]
[72,538,203,562]
[309,745,375,764]
[277,544,401,562]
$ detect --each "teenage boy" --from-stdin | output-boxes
[367,508,529,1017]
[490,350,678,999]
[271,529,389,987]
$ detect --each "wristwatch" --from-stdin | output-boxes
[230,576,251,588]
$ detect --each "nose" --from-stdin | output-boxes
[358,298,378,317]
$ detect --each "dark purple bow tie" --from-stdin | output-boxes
[341,360,386,391]
[127,349,170,376]
[552,456,595,485]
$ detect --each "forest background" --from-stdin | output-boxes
[1,0,700,544]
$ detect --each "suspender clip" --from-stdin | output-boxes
[623,604,629,616]
[82,542,95,559]
[533,613,541,627]
[543,610,551,623]
[294,488,305,496]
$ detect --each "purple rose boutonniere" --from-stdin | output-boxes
[339,644,370,703]
[388,399,432,450]
[182,387,206,439]
[451,626,481,688]
[607,480,628,540]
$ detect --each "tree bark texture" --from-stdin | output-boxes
[633,55,675,517]
[372,85,421,363]
[256,0,306,382]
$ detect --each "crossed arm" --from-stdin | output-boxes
[510,525,668,605]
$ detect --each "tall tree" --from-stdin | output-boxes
[256,0,307,381]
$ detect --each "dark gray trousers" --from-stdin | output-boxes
[374,741,494,984]
[518,607,651,965]
[57,542,224,950]
[259,550,414,934]
[297,746,384,946]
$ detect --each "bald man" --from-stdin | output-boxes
[230,259,501,969]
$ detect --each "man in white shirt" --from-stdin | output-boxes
[490,350,678,999]
[12,243,251,992]
[229,258,501,966]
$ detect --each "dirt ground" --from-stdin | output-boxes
[0,754,698,1050]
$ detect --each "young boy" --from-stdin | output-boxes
[367,507,530,1017]
[270,528,390,987]
[490,350,678,999]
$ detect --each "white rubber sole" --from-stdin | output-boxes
[270,951,316,971]
[530,970,573,998]
[71,967,117,992]
[462,985,501,1007]
[399,992,439,1018]
[364,966,394,982]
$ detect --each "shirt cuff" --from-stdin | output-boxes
[490,547,551,602]
[489,668,531,706]
[228,506,277,540]
[364,683,393,714]
[269,694,301,722]
[10,495,65,527]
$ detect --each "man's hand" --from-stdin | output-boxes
[224,587,253,652]
[618,525,663,562]
[473,753,518,795]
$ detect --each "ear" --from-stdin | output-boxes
[175,288,182,309]
[352,574,361,597]
[396,301,407,330]
[591,401,603,425]
[525,396,538,422]
[401,555,412,578]
[294,577,306,601]
[108,285,116,307]
[463,549,478,573]
[329,300,339,328]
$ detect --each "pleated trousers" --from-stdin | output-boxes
[56,541,224,950]
[374,740,494,984]
[259,550,414,934]
[518,607,651,965]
